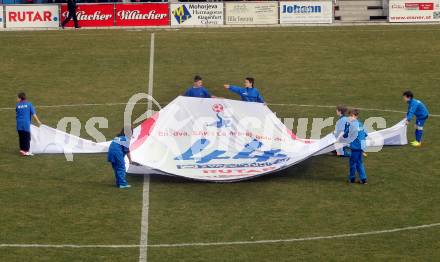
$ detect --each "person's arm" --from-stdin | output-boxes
[30,104,42,126]
[203,88,212,98]
[183,88,191,97]
[406,102,417,122]
[33,115,42,126]
[225,85,242,95]
[343,122,350,139]
[127,152,133,164]
[334,118,344,136]
[256,92,265,103]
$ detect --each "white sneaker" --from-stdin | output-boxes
[24,151,34,156]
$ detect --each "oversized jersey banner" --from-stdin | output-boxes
[30,125,109,154]
[31,97,407,182]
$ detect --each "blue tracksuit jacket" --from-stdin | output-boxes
[16,100,36,132]
[184,86,211,98]
[406,98,429,121]
[343,119,368,151]
[228,86,264,103]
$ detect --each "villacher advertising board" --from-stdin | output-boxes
[225,2,278,25]
[170,3,223,26]
[61,4,114,27]
[5,5,60,28]
[280,1,333,24]
[389,0,440,22]
[115,3,169,26]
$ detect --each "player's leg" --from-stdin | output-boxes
[115,157,129,188]
[23,131,32,155]
[61,12,73,28]
[72,11,79,28]
[414,118,427,145]
[356,152,367,184]
[348,151,358,183]
[111,162,121,187]
[18,130,26,155]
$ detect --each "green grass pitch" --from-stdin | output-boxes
[0,25,439,261]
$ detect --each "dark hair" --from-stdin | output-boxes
[348,108,360,117]
[194,75,202,82]
[117,126,133,137]
[402,90,414,99]
[336,105,347,115]
[245,77,254,87]
[17,92,26,101]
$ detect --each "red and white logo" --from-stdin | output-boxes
[405,2,434,10]
[212,104,224,113]
[5,5,59,28]
[115,4,169,26]
[61,4,114,27]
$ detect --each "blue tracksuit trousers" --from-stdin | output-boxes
[111,156,128,187]
[349,150,367,182]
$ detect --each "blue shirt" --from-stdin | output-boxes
[334,115,349,137]
[343,119,368,151]
[16,101,36,132]
[184,86,211,98]
[406,98,429,121]
[107,136,130,163]
[228,86,264,103]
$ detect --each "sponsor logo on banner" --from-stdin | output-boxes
[280,1,333,24]
[389,0,440,22]
[5,5,59,28]
[225,2,278,25]
[115,3,169,26]
[61,4,113,27]
[206,104,232,128]
[170,3,223,26]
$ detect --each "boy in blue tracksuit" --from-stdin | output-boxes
[15,92,42,156]
[107,128,132,189]
[334,105,350,157]
[183,75,212,98]
[343,109,368,184]
[403,91,429,147]
[224,77,264,103]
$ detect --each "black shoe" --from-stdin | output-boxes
[360,179,368,185]
[347,179,356,183]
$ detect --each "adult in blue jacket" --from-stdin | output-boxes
[108,128,133,189]
[183,75,212,98]
[403,91,429,147]
[224,77,264,103]
[343,109,368,184]
[15,92,42,156]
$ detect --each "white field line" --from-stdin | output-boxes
[1,102,438,117]
[4,25,440,35]
[139,33,155,262]
[268,103,440,117]
[1,222,439,249]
